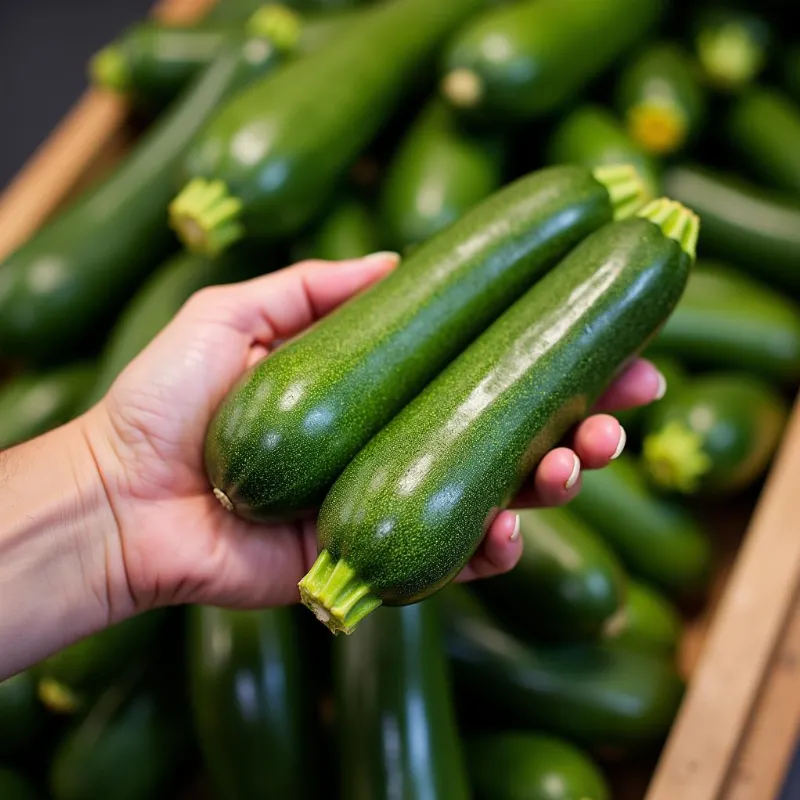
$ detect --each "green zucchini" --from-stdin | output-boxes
[0,769,38,800]
[207,0,369,21]
[380,99,507,252]
[0,363,95,450]
[294,196,382,262]
[568,454,712,598]
[664,164,800,295]
[0,30,289,364]
[642,373,788,495]
[170,0,488,255]
[189,606,313,799]
[205,164,646,522]
[614,353,686,434]
[649,260,800,383]
[473,507,627,642]
[616,42,705,156]
[336,601,469,800]
[467,732,610,800]
[546,104,662,200]
[781,45,800,104]
[441,587,684,752]
[301,198,697,634]
[0,672,44,758]
[439,0,663,123]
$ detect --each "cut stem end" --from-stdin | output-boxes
[593,163,649,220]
[642,420,712,494]
[637,197,700,260]
[89,45,130,93]
[441,68,484,110]
[627,101,687,156]
[247,4,302,52]
[697,24,764,90]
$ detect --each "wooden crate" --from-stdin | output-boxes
[1,2,799,798]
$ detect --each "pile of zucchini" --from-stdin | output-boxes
[1,0,799,796]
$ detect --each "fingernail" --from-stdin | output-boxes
[509,514,521,542]
[612,426,627,460]
[363,250,401,266]
[565,453,581,490]
[655,369,668,400]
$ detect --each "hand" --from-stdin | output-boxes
[83,253,666,617]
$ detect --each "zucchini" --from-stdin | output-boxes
[0,29,290,364]
[614,353,686,434]
[664,164,800,295]
[0,363,95,450]
[642,373,788,495]
[473,507,627,643]
[439,0,663,123]
[547,104,662,200]
[0,672,44,758]
[205,164,646,522]
[441,587,684,752]
[568,454,712,598]
[207,0,369,21]
[467,732,610,800]
[0,770,38,800]
[380,100,507,252]
[189,606,314,798]
[649,260,800,383]
[301,198,697,634]
[336,601,469,800]
[169,0,488,255]
[616,42,706,156]
[293,196,382,262]
[781,45,800,104]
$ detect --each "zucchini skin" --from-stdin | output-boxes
[650,260,800,383]
[205,165,620,521]
[664,164,800,295]
[380,100,507,252]
[301,196,382,262]
[336,602,469,800]
[0,672,45,758]
[569,454,711,598]
[467,732,610,800]
[317,215,690,606]
[189,607,314,799]
[0,770,38,800]
[474,507,627,643]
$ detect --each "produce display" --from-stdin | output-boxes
[1,0,798,796]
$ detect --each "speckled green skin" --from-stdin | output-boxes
[569,454,711,598]
[307,197,382,262]
[380,100,507,252]
[206,165,616,520]
[0,770,38,800]
[664,165,800,296]
[609,579,682,656]
[189,607,313,798]
[644,373,788,494]
[318,217,689,605]
[0,672,44,758]
[440,0,662,122]
[467,732,610,800]
[440,587,684,752]
[547,105,662,200]
[179,0,487,242]
[474,507,626,642]
[650,261,800,383]
[336,602,469,800]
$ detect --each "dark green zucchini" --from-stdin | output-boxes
[0,769,38,800]
[614,353,686,434]
[294,196,382,262]
[0,30,289,364]
[649,260,800,383]
[380,100,507,252]
[569,454,712,598]
[664,164,800,295]
[336,601,469,800]
[467,732,610,800]
[205,164,646,522]
[642,373,788,495]
[781,45,800,104]
[189,606,313,799]
[170,0,488,255]
[439,0,663,123]
[473,507,627,643]
[616,42,705,156]
[301,199,696,634]
[0,363,95,449]
[441,587,684,752]
[0,672,45,758]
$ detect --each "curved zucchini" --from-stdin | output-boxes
[650,260,800,383]
[0,672,44,758]
[301,199,697,634]
[616,42,705,156]
[336,602,469,800]
[205,164,646,522]
[474,507,627,643]
[569,454,712,598]
[0,31,289,364]
[468,732,610,800]
[642,373,788,495]
[664,164,800,295]
[294,196,382,262]
[441,587,684,752]
[0,363,95,450]
[189,606,313,798]
[439,0,663,123]
[170,0,487,255]
[380,100,507,252]
[0,770,38,800]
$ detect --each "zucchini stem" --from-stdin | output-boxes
[441,68,484,109]
[38,678,81,715]
[642,420,712,494]
[697,23,764,91]
[626,100,687,156]
[592,164,649,220]
[637,197,700,260]
[247,4,303,53]
[89,45,130,93]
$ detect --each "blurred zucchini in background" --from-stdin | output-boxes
[0,672,45,759]
[0,769,38,800]
[781,44,800,104]
[206,0,371,22]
